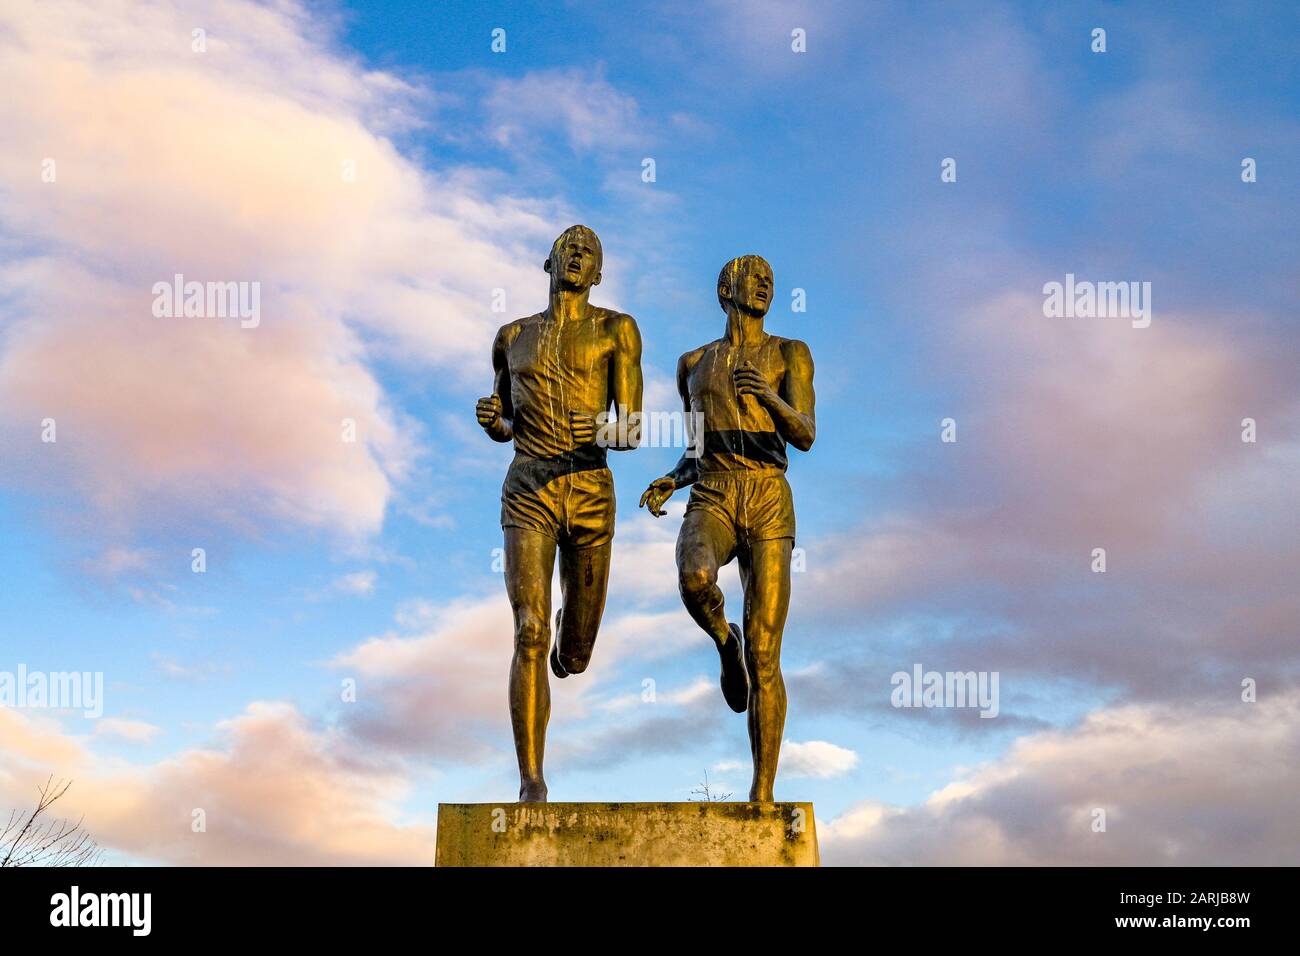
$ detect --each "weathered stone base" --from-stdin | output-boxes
[435,802,818,867]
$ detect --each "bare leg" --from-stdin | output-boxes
[677,509,748,713]
[676,509,735,644]
[740,537,792,802]
[505,527,557,802]
[553,542,612,674]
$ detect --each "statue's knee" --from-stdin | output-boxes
[746,642,782,685]
[514,615,550,658]
[678,567,716,604]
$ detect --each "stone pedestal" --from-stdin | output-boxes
[435,802,818,867]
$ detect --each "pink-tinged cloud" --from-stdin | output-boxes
[0,702,436,866]
[331,596,514,761]
[0,0,562,548]
[820,690,1300,865]
[327,516,708,762]
[793,288,1299,704]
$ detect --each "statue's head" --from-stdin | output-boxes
[717,254,773,318]
[545,225,603,292]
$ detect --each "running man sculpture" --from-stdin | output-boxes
[477,225,643,803]
[639,254,815,802]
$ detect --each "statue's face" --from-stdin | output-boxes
[546,231,602,291]
[725,258,773,316]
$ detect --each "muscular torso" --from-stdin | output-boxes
[501,309,620,461]
[684,335,791,474]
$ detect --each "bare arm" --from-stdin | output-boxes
[476,325,515,442]
[734,339,816,451]
[606,313,644,451]
[664,351,702,484]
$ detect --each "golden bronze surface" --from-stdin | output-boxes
[640,255,816,801]
[477,225,643,802]
[480,239,813,804]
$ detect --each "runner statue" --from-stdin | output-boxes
[476,225,643,802]
[639,254,815,802]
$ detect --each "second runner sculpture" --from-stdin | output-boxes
[640,254,816,803]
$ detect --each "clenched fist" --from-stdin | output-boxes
[733,360,778,407]
[476,394,502,430]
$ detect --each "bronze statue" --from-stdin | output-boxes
[477,225,643,803]
[640,255,815,802]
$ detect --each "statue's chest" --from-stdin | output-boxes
[689,342,782,409]
[511,321,607,383]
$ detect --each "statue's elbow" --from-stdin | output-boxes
[792,428,815,453]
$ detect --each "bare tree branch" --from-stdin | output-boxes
[0,777,104,867]
[689,769,732,803]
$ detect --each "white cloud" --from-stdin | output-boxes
[486,67,646,153]
[94,718,163,743]
[0,0,559,550]
[0,702,435,866]
[781,740,858,779]
[821,691,1300,865]
[332,571,378,597]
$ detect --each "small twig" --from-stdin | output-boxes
[689,770,732,802]
[0,777,102,868]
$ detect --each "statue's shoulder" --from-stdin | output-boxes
[775,335,813,363]
[594,308,641,349]
[495,313,540,346]
[594,306,638,331]
[677,340,715,373]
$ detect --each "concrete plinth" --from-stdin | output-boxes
[435,802,818,867]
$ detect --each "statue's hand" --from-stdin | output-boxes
[638,476,676,517]
[476,394,502,430]
[570,410,597,445]
[733,361,778,407]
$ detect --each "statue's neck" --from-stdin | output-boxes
[724,308,767,346]
[547,285,591,324]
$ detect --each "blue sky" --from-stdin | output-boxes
[0,0,1297,864]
